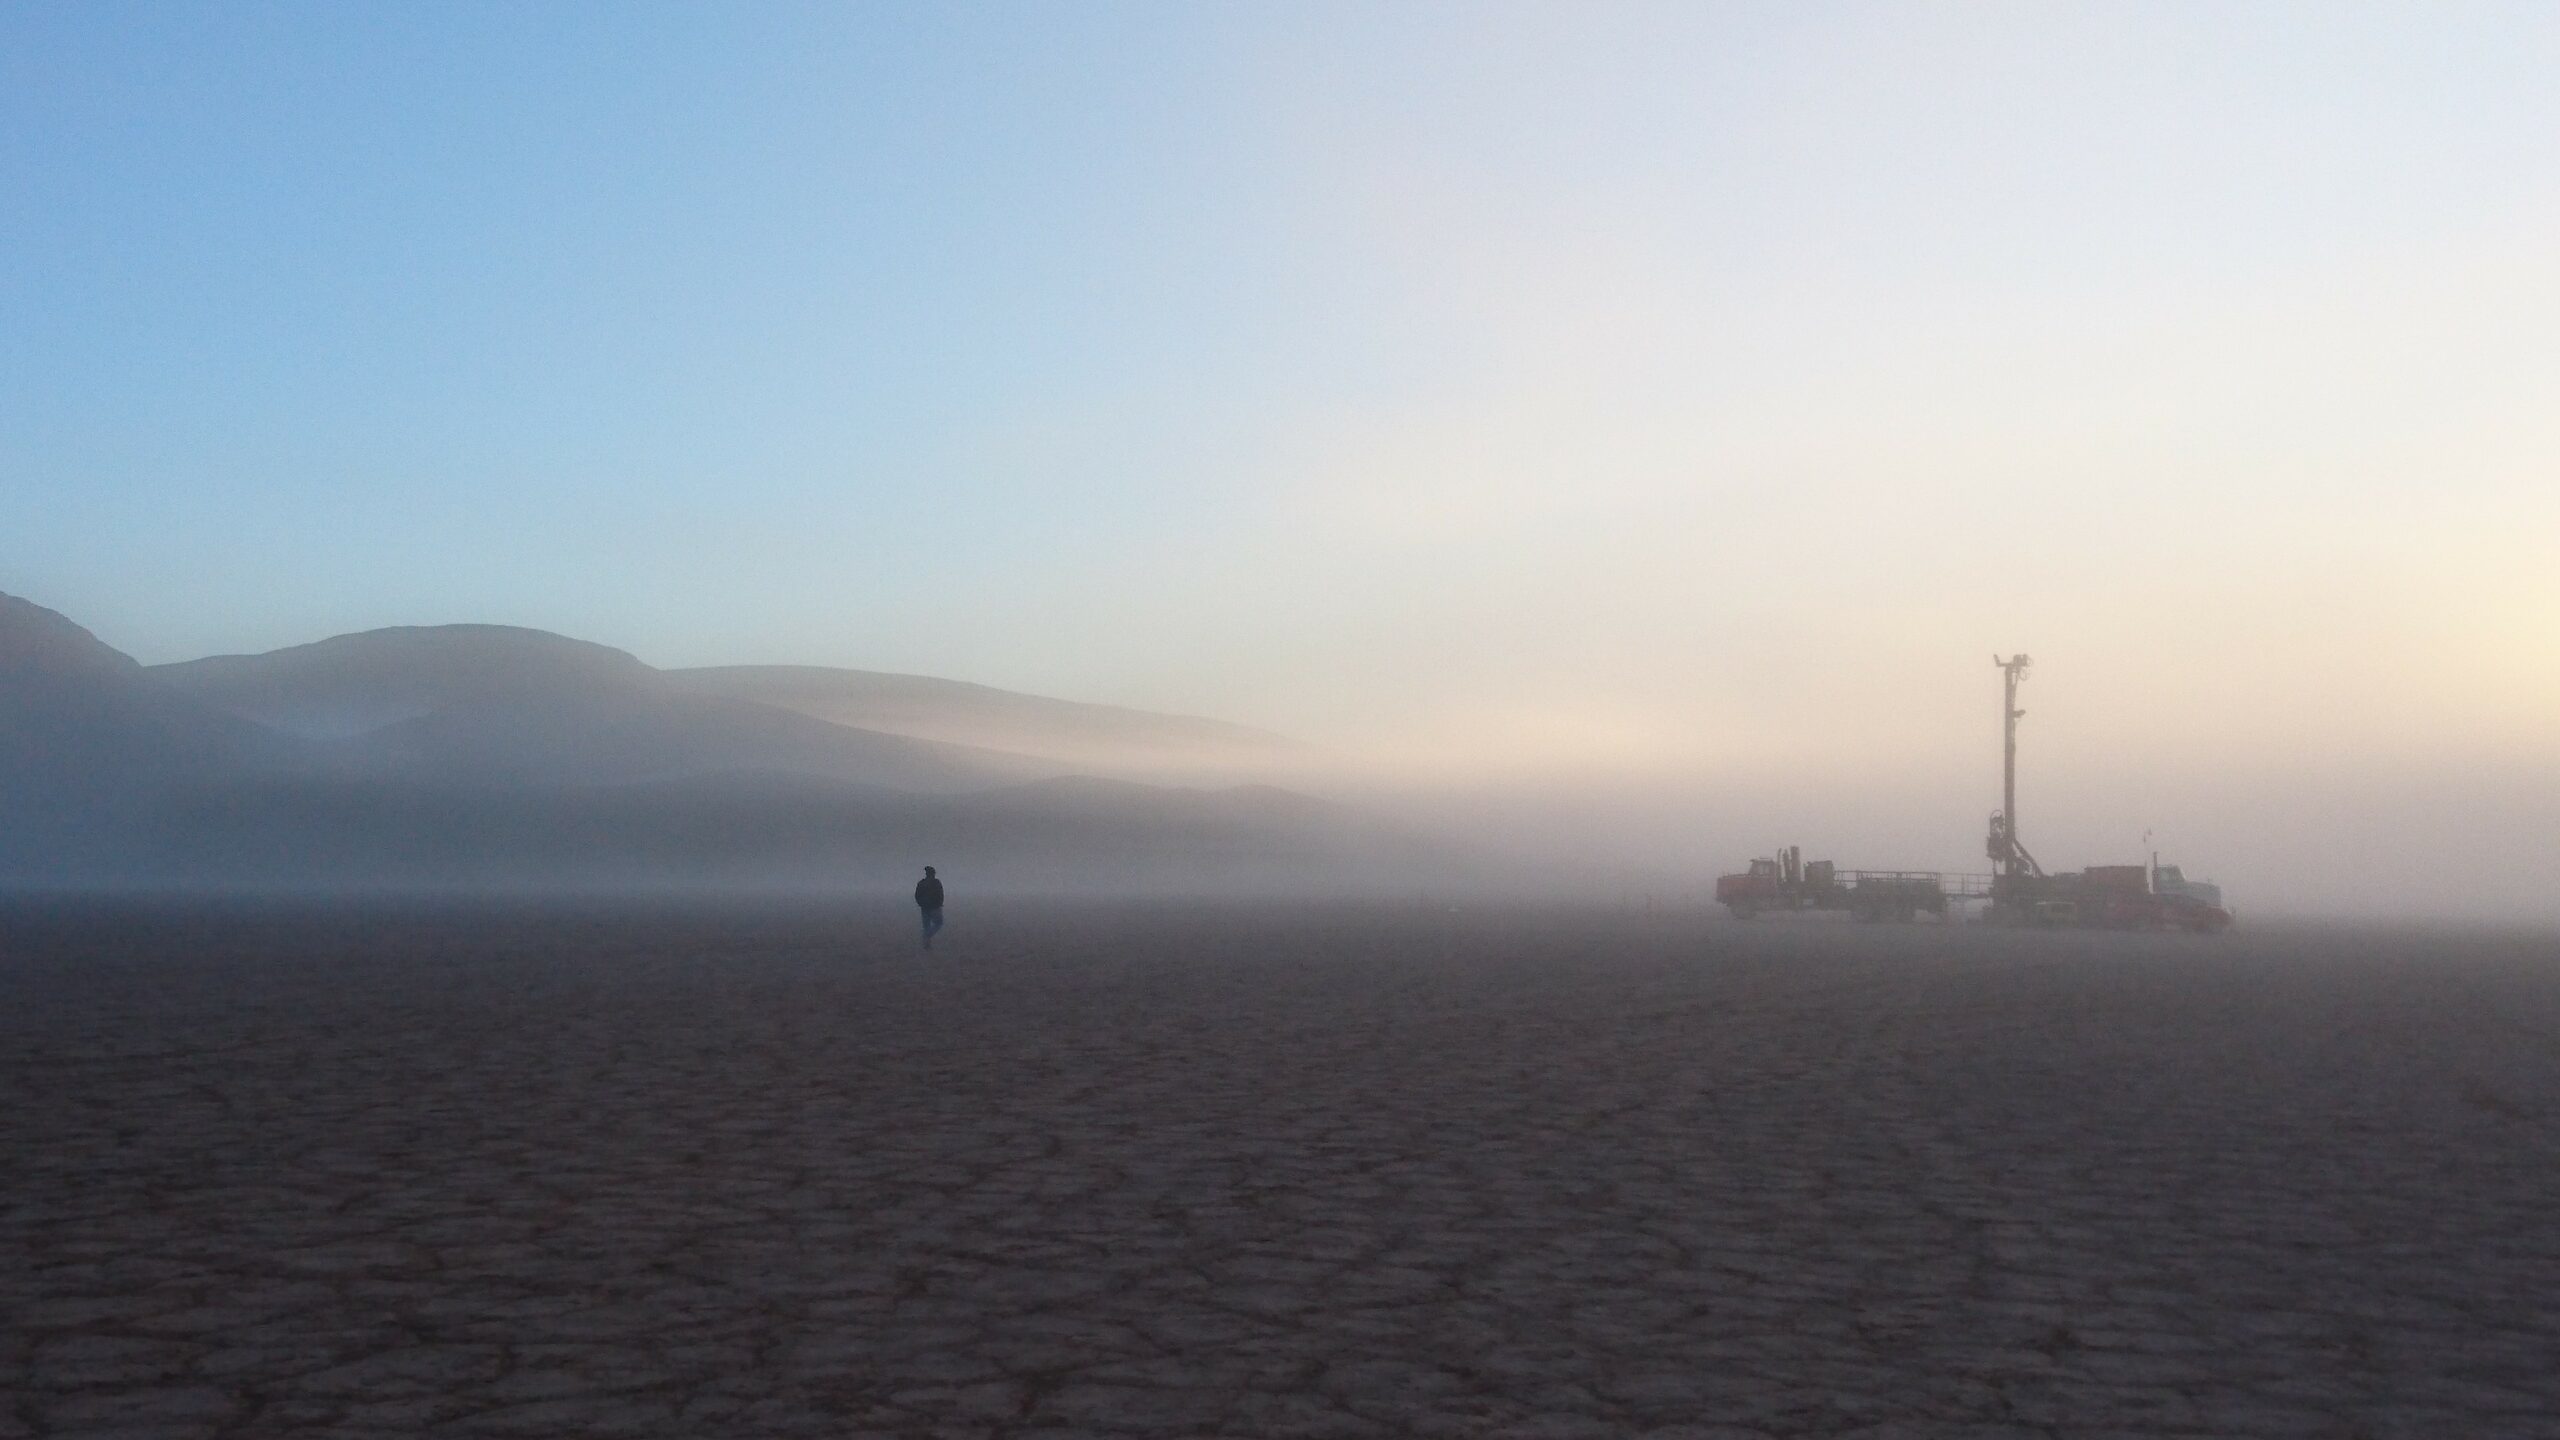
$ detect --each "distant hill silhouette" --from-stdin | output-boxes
[2,592,1465,893]
[0,595,300,873]
[1,592,149,680]
[670,665,1307,782]
[155,626,1053,791]
[154,625,658,737]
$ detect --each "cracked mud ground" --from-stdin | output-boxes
[5,902,2557,1439]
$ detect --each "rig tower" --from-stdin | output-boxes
[1988,653,2042,903]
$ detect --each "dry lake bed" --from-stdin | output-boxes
[4,898,2556,1439]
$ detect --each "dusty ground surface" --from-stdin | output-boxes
[3,899,2557,1439]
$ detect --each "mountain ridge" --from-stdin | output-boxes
[1,592,146,678]
[0,592,1468,893]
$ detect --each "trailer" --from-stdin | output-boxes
[1714,846,1991,922]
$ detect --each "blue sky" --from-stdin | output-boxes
[7,1,2556,844]
[7,4,1307,657]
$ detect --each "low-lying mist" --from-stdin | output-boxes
[7,589,2553,926]
[1336,761,2560,925]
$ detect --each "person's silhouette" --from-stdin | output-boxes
[914,866,945,950]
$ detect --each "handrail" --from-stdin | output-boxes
[1837,869,1996,890]
[1728,865,2001,897]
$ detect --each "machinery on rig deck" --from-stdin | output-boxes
[2015,862,2231,931]
[1713,655,2233,931]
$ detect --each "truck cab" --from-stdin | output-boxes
[2151,864,2223,908]
[1715,857,1783,916]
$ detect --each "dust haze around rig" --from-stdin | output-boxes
[4,589,2548,925]
[3,5,2555,923]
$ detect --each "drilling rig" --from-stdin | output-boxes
[1713,655,2232,931]
[1976,652,2230,930]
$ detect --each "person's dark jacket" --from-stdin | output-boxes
[914,876,944,910]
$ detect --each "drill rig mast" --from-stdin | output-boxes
[1988,653,2043,906]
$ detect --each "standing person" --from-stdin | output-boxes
[914,865,945,950]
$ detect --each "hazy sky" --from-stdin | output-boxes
[6,3,2555,906]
